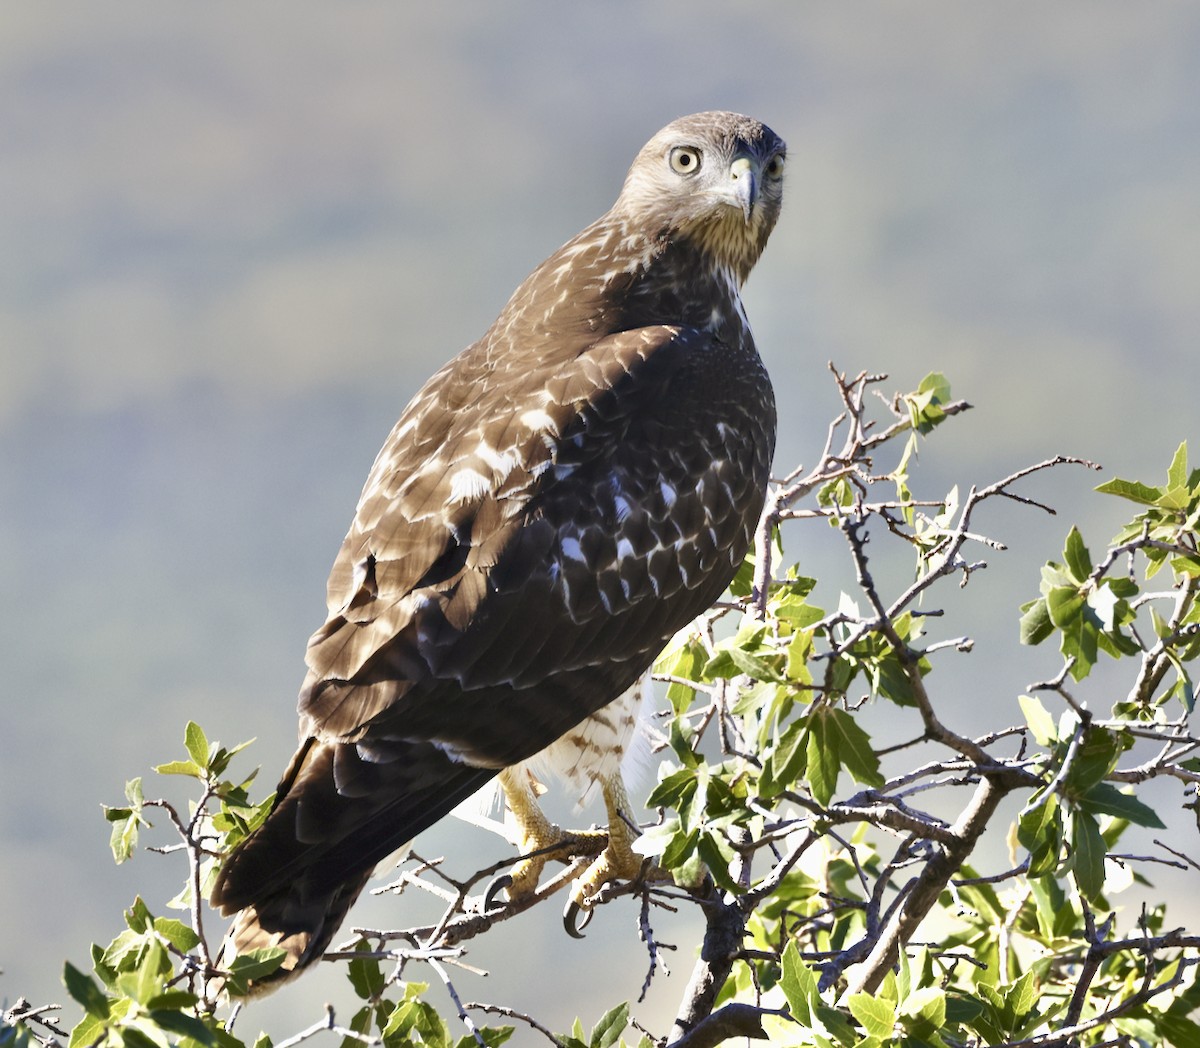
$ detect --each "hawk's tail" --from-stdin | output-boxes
[214,869,372,996]
[210,736,496,994]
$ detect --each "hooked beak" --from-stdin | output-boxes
[726,156,758,223]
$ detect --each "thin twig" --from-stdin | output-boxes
[465,1003,566,1047]
[273,1005,382,1048]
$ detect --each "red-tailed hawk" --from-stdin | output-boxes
[211,110,785,989]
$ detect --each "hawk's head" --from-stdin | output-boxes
[616,111,786,283]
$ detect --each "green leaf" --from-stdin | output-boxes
[895,939,912,1001]
[402,999,450,1048]
[629,819,680,861]
[1161,1012,1200,1048]
[806,711,839,807]
[119,939,168,1005]
[829,708,884,788]
[813,1005,859,1047]
[126,896,154,933]
[860,640,930,708]
[786,630,815,682]
[1079,782,1165,829]
[587,1002,628,1048]
[382,994,424,1045]
[154,759,204,778]
[105,808,142,865]
[847,993,896,1039]
[945,994,984,1024]
[759,719,807,798]
[656,638,705,713]
[906,372,952,434]
[899,985,946,1034]
[697,831,741,894]
[1019,597,1054,646]
[918,371,951,401]
[152,917,200,952]
[779,942,819,1024]
[775,581,823,627]
[1046,585,1085,628]
[680,764,709,832]
[1159,484,1193,511]
[819,476,854,510]
[1071,810,1106,902]
[147,1008,215,1044]
[1006,969,1037,1020]
[347,947,385,1001]
[1018,694,1057,745]
[101,929,145,974]
[727,555,756,598]
[1095,477,1163,507]
[223,948,287,995]
[1066,726,1126,795]
[119,1023,163,1048]
[662,827,699,870]
[125,777,144,807]
[104,778,147,865]
[646,768,696,811]
[1063,527,1092,581]
[705,644,786,684]
[667,719,699,769]
[1018,795,1062,877]
[1167,441,1190,491]
[67,1012,107,1048]
[143,990,197,1011]
[1041,874,1080,938]
[453,1029,513,1048]
[63,962,111,1020]
[185,721,210,768]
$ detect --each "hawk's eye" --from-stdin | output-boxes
[669,146,702,176]
[765,153,785,179]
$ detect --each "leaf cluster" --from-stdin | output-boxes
[6,370,1199,1048]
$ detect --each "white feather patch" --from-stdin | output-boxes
[448,467,491,503]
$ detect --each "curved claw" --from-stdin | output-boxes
[562,898,594,939]
[482,873,513,912]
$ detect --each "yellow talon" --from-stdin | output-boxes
[496,766,664,928]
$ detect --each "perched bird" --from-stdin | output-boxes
[210,110,785,990]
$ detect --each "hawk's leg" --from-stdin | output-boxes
[570,773,646,903]
[497,765,608,901]
[496,765,664,932]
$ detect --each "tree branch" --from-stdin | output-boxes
[841,774,1012,996]
[667,1003,777,1048]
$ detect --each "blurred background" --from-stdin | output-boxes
[3,1,1198,1038]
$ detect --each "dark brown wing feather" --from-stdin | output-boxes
[214,320,773,885]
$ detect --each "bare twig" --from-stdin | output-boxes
[465,1003,566,1047]
[3,999,66,1048]
[145,793,214,973]
[273,1005,382,1048]
[427,956,487,1047]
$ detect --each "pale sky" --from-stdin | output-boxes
[2,3,1198,1037]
